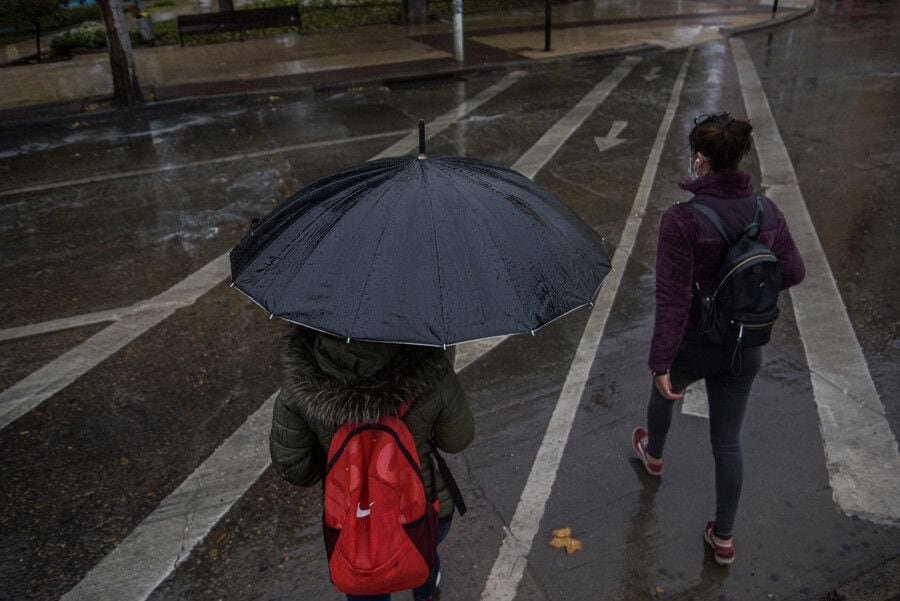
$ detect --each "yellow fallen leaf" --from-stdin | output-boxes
[548,527,582,555]
[656,585,665,593]
[548,537,568,549]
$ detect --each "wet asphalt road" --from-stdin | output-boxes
[1,2,899,600]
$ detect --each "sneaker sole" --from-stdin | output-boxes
[632,428,663,476]
[703,527,734,565]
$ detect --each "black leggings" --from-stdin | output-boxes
[646,330,762,538]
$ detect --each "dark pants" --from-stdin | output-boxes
[646,330,762,538]
[346,517,453,601]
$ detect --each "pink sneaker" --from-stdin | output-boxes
[703,521,735,565]
[631,427,663,476]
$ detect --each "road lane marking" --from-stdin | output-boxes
[0,306,128,342]
[0,130,408,198]
[56,72,530,601]
[0,257,230,430]
[452,56,641,371]
[732,38,900,525]
[479,49,693,601]
[0,71,525,433]
[682,381,709,418]
[371,71,526,161]
[594,120,629,153]
[512,56,640,179]
[60,392,279,601]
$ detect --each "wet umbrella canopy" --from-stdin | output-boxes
[230,125,610,347]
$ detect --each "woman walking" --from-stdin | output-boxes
[631,112,805,565]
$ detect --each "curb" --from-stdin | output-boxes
[719,3,816,37]
[0,43,660,129]
[313,43,661,93]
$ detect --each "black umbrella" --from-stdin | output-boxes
[230,122,610,347]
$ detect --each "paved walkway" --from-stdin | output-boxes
[0,0,812,112]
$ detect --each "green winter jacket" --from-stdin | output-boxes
[269,328,474,519]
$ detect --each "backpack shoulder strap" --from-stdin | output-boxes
[741,195,766,240]
[689,197,732,244]
[430,443,467,516]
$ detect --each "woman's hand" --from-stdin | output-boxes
[654,373,684,400]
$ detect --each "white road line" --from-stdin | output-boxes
[0,130,408,198]
[480,49,693,601]
[732,38,900,525]
[60,392,278,601]
[0,256,230,431]
[370,71,525,161]
[681,381,709,418]
[56,72,529,601]
[452,56,641,371]
[0,306,129,342]
[513,57,640,179]
[0,71,525,434]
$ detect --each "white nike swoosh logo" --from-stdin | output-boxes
[356,503,373,518]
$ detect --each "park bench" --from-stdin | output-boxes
[177,6,302,46]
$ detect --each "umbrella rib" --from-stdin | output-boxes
[347,170,407,336]
[450,175,534,329]
[427,179,449,344]
[269,179,384,311]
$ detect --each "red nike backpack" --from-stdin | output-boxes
[322,404,439,595]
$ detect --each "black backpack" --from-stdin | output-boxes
[690,196,782,373]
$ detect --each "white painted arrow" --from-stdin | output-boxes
[643,66,662,81]
[594,120,628,153]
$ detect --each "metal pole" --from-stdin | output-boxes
[418,119,427,159]
[453,0,464,63]
[771,0,778,15]
[544,0,552,52]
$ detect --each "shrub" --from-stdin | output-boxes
[50,19,107,54]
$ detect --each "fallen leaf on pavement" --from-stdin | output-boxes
[548,526,582,555]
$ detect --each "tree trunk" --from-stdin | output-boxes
[218,0,235,10]
[402,0,427,24]
[98,0,144,106]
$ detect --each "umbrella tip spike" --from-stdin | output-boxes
[269,313,274,320]
[418,119,426,160]
[346,337,351,343]
[229,282,235,288]
[531,330,535,336]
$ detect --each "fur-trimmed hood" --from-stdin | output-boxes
[280,328,451,425]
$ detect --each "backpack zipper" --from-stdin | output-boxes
[715,253,777,295]
[732,319,777,329]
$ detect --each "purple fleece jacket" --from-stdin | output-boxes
[648,170,806,372]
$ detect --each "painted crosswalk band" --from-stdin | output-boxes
[480,49,692,601]
[731,38,900,526]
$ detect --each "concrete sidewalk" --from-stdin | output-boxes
[0,0,813,114]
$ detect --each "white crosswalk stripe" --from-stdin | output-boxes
[732,38,900,525]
